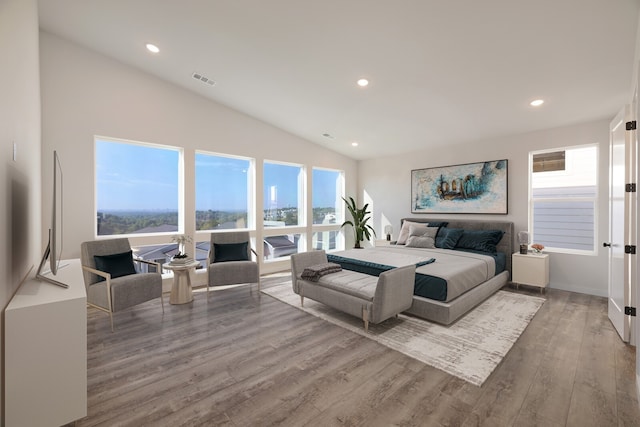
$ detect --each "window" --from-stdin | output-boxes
[96,138,180,236]
[311,167,344,252]
[312,168,344,225]
[312,230,339,251]
[264,234,301,260]
[530,145,598,254]
[263,161,304,227]
[195,152,253,230]
[533,151,565,172]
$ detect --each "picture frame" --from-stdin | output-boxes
[411,159,508,214]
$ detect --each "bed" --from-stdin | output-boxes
[327,217,514,325]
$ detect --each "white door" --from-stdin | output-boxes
[630,80,638,347]
[608,106,630,342]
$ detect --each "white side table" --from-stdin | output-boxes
[164,260,200,304]
[512,252,549,293]
[375,239,392,247]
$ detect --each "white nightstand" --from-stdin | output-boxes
[375,239,392,247]
[512,252,549,293]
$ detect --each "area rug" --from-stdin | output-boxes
[261,280,545,386]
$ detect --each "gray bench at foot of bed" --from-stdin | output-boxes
[291,250,416,331]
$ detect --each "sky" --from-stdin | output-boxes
[96,140,179,211]
[96,140,341,212]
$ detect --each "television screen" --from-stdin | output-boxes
[36,150,68,288]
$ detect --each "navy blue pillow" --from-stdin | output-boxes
[94,250,136,281]
[455,230,504,254]
[435,228,464,249]
[424,221,448,228]
[214,242,249,262]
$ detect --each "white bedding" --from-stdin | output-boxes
[329,246,497,302]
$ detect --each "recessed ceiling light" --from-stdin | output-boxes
[351,142,359,147]
[356,78,369,87]
[530,99,544,107]
[146,43,160,53]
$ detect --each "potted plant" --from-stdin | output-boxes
[171,234,193,260]
[341,196,376,248]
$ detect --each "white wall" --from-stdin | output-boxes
[39,32,357,274]
[0,0,42,420]
[359,119,611,297]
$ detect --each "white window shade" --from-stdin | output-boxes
[530,145,598,254]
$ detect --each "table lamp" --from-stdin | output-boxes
[517,231,530,254]
[384,225,393,241]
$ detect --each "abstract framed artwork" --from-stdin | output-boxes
[411,159,508,214]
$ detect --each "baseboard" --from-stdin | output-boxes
[547,283,607,298]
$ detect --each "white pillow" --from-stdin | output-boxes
[409,225,438,239]
[396,221,429,245]
[406,236,436,248]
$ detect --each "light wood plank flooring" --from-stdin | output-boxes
[73,274,640,426]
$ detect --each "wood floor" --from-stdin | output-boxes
[75,274,640,427]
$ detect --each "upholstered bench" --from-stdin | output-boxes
[290,250,416,331]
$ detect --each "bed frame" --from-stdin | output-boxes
[398,217,514,325]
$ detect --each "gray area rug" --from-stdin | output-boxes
[261,279,545,386]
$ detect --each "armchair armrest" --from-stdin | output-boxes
[82,264,112,281]
[82,264,114,311]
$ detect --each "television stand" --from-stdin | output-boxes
[35,272,69,288]
[5,258,87,426]
[35,242,69,288]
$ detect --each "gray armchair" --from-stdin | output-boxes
[80,238,164,331]
[208,231,260,296]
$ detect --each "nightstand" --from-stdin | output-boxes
[512,252,549,293]
[375,239,392,247]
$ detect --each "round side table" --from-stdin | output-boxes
[164,260,200,304]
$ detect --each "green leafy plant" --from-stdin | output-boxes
[341,196,376,248]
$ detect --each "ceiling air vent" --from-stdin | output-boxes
[192,72,216,87]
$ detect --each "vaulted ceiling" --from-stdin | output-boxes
[38,0,640,160]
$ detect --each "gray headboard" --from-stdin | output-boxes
[400,217,514,274]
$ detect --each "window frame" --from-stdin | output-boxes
[94,136,349,268]
[263,159,306,229]
[194,150,255,232]
[94,135,183,239]
[311,166,345,252]
[528,143,599,256]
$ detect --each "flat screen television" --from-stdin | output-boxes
[36,150,68,288]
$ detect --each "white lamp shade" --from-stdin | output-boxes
[517,231,530,245]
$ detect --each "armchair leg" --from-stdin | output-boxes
[109,312,114,333]
[160,293,165,314]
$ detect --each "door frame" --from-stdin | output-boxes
[608,106,631,342]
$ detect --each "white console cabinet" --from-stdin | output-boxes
[5,259,87,427]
